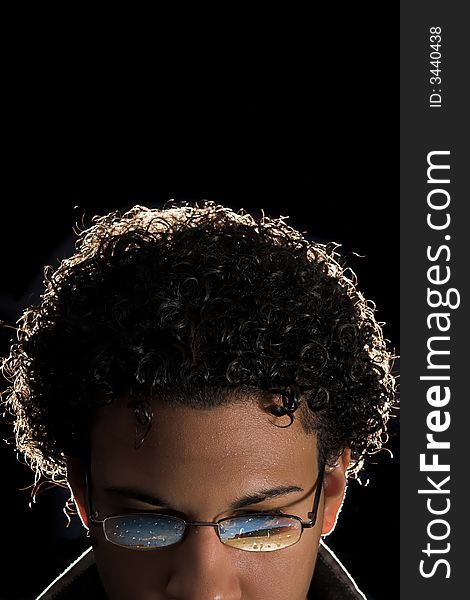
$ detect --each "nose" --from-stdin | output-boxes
[165,523,243,600]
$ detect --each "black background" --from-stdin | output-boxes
[0,16,398,600]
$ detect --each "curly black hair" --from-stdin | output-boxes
[1,200,397,510]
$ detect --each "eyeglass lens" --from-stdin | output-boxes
[103,513,303,552]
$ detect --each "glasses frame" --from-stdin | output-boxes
[84,453,325,552]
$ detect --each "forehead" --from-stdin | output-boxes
[90,394,317,486]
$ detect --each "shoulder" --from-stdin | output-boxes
[35,546,106,600]
[309,540,368,599]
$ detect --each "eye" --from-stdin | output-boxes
[121,508,181,518]
[119,507,288,519]
[237,509,286,516]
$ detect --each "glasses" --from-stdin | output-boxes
[84,457,325,553]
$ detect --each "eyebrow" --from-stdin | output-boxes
[104,484,305,511]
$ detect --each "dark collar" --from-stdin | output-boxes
[36,540,366,599]
[308,541,367,599]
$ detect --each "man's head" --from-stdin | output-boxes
[1,200,397,599]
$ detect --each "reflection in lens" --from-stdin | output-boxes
[219,515,302,552]
[104,515,185,549]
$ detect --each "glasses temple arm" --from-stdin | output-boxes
[83,453,100,536]
[306,459,326,526]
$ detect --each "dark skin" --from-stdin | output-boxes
[67,394,350,600]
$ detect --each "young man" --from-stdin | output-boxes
[1,200,397,599]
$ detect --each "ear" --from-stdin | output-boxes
[66,455,90,531]
[321,449,351,536]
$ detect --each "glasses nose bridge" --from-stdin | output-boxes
[182,519,225,547]
[186,520,220,529]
